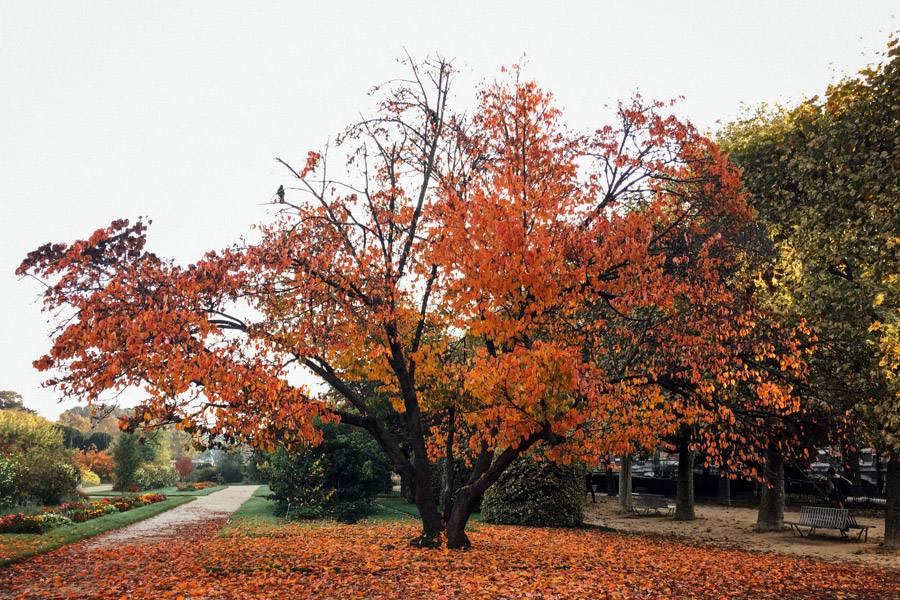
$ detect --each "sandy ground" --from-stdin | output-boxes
[84,484,259,547]
[583,494,900,569]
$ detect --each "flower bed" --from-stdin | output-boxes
[177,481,218,491]
[0,494,167,534]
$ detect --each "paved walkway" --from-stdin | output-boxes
[85,484,259,547]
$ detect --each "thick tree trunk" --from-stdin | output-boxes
[717,471,732,506]
[755,443,785,532]
[617,454,633,513]
[674,441,695,521]
[445,485,479,549]
[885,456,900,551]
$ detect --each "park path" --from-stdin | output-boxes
[84,484,259,547]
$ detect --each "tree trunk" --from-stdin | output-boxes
[755,443,785,532]
[442,407,456,523]
[606,463,616,496]
[843,444,862,497]
[675,441,695,521]
[445,485,479,549]
[717,471,732,506]
[617,454,633,513]
[885,456,900,551]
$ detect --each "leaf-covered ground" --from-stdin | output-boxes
[1,518,897,599]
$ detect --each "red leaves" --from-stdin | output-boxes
[2,519,896,599]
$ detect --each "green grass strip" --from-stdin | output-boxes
[0,496,194,567]
[88,485,226,497]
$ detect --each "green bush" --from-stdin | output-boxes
[134,462,177,490]
[0,410,81,506]
[190,466,219,483]
[481,453,584,527]
[218,451,245,483]
[268,422,392,524]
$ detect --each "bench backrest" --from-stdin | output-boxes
[798,506,848,529]
[634,495,669,508]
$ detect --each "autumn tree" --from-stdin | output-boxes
[20,59,806,548]
[719,37,900,548]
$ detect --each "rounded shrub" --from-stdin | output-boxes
[133,462,177,490]
[481,453,585,527]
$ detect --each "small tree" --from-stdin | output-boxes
[175,457,195,482]
[268,422,392,523]
[112,432,143,491]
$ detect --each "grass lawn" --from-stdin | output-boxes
[88,484,227,497]
[0,495,194,567]
[222,485,277,526]
[374,492,483,523]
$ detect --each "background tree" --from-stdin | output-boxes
[112,432,143,492]
[175,456,195,482]
[0,391,35,414]
[719,37,900,548]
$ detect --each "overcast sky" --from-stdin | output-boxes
[1,1,896,420]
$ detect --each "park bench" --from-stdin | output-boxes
[784,506,872,541]
[632,494,674,516]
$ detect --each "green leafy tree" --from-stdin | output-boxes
[112,432,143,491]
[268,422,392,523]
[719,37,900,548]
[0,391,34,413]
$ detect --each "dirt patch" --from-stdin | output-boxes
[583,494,900,569]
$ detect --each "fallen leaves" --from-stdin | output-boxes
[1,517,897,599]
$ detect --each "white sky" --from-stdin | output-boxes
[1,1,896,420]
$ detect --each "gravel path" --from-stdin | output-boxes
[85,484,259,547]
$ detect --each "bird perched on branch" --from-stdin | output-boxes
[276,185,285,203]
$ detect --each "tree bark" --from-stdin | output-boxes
[443,426,550,548]
[442,407,456,523]
[617,454,633,513]
[884,456,900,551]
[674,441,695,521]
[717,471,732,506]
[755,443,785,532]
[843,444,862,497]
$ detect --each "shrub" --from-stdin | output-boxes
[190,466,219,483]
[133,462,177,490]
[81,470,101,486]
[268,422,392,524]
[0,410,81,506]
[74,449,114,481]
[218,451,245,483]
[481,453,584,527]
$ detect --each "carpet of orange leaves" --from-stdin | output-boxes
[2,519,898,599]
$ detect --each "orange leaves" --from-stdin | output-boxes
[3,519,897,599]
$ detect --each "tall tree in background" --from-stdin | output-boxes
[0,391,34,414]
[719,37,900,548]
[20,59,807,548]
